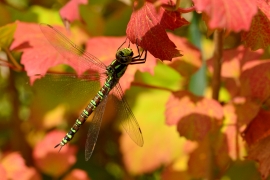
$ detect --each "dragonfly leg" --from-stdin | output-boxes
[117,37,128,51]
[131,50,147,64]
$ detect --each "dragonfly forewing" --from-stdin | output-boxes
[39,24,107,75]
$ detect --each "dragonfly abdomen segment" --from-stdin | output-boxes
[55,81,112,149]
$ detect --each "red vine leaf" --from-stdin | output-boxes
[165,33,201,77]
[223,98,260,159]
[63,169,90,180]
[243,110,270,146]
[33,131,77,177]
[0,152,41,180]
[126,1,189,61]
[242,0,270,50]
[59,0,87,23]
[242,10,270,50]
[165,91,223,141]
[247,135,270,179]
[193,0,257,32]
[188,132,230,178]
[240,60,270,102]
[10,22,80,82]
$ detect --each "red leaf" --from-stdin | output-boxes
[0,152,41,180]
[207,46,263,79]
[126,1,189,61]
[243,109,270,146]
[166,33,201,77]
[165,91,223,141]
[59,0,88,22]
[63,169,91,180]
[247,135,270,179]
[10,22,81,81]
[223,98,260,159]
[242,0,270,50]
[242,10,270,50]
[193,0,257,32]
[188,132,230,178]
[0,164,7,180]
[85,36,157,92]
[207,46,263,98]
[33,130,77,177]
[240,60,270,102]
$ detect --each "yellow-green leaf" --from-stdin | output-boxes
[0,23,17,48]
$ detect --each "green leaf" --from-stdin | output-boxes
[0,23,17,48]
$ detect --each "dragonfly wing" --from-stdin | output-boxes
[32,73,107,108]
[85,95,108,161]
[39,24,106,73]
[113,83,144,147]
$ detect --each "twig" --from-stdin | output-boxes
[3,47,23,71]
[211,30,223,100]
[131,82,174,92]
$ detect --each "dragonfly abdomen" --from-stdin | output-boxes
[55,80,113,149]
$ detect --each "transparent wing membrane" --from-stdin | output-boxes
[85,95,108,161]
[37,24,144,161]
[39,24,106,74]
[114,83,144,147]
[32,73,107,108]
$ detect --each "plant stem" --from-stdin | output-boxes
[4,47,23,71]
[131,82,174,92]
[212,30,223,100]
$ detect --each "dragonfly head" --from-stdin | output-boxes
[116,48,133,65]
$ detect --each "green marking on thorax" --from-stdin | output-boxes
[118,48,133,56]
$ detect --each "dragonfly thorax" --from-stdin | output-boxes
[116,48,134,65]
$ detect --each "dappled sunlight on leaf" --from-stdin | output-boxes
[33,130,77,177]
[0,152,41,180]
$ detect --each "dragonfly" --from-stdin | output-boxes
[37,24,146,161]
